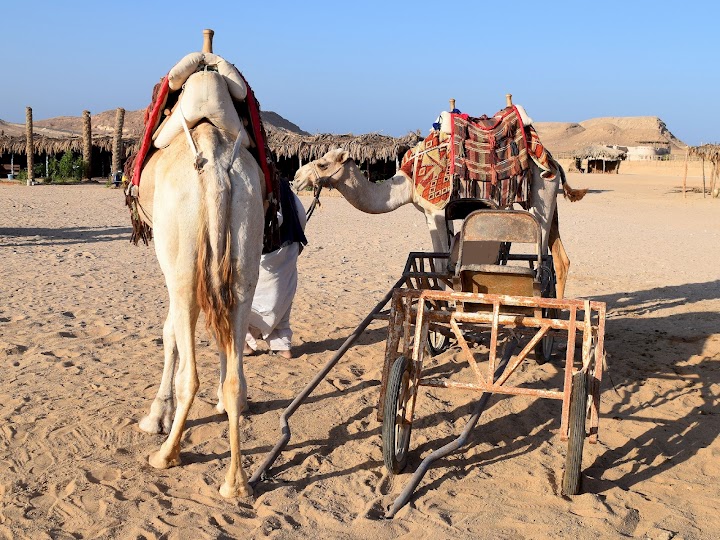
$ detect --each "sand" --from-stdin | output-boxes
[1,172,719,539]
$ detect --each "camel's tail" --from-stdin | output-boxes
[558,162,588,202]
[196,153,235,353]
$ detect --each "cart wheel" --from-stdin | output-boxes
[428,330,450,356]
[536,257,557,364]
[383,355,414,474]
[562,370,588,496]
[535,308,558,364]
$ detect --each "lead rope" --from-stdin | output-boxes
[303,161,345,223]
[305,183,323,222]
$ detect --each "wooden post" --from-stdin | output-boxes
[203,29,214,53]
[25,106,34,186]
[82,110,92,180]
[111,107,125,178]
[682,147,689,198]
[702,157,706,198]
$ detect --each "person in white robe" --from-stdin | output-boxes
[244,190,306,359]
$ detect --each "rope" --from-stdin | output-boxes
[302,161,345,224]
[305,184,323,222]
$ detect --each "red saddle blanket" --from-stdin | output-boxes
[399,130,453,208]
[450,106,529,207]
[400,106,555,210]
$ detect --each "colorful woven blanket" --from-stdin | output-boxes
[399,131,453,209]
[526,124,557,180]
[450,106,530,208]
[402,105,542,210]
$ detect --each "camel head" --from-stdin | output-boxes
[293,148,352,192]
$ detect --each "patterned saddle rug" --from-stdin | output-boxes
[400,105,556,210]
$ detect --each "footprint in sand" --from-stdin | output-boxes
[2,342,28,355]
[375,473,394,496]
[85,468,122,485]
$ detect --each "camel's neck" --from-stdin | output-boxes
[333,161,413,214]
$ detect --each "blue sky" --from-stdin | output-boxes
[1,0,718,145]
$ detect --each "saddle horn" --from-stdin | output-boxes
[203,29,214,53]
[506,94,513,107]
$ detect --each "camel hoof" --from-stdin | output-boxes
[139,415,165,434]
[149,450,180,470]
[219,481,253,499]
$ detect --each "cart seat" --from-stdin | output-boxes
[445,198,500,273]
[447,233,501,273]
[453,209,542,313]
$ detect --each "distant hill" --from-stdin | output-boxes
[2,111,686,155]
[533,116,687,154]
[0,108,307,138]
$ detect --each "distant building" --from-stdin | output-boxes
[611,143,671,161]
[573,145,627,174]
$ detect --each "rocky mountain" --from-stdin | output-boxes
[533,116,687,154]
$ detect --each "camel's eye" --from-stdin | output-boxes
[317,162,328,170]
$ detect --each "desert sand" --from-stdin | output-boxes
[1,170,719,539]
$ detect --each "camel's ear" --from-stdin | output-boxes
[333,149,350,163]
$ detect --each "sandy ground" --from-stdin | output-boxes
[1,172,719,539]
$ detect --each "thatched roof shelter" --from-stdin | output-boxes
[267,129,421,163]
[573,145,627,161]
[687,144,720,198]
[1,126,419,165]
[689,144,720,162]
[0,133,136,157]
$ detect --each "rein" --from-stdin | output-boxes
[304,161,345,223]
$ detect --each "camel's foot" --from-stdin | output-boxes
[149,449,181,470]
[139,414,171,435]
[139,399,174,434]
[215,399,226,414]
[217,399,247,415]
[219,480,253,499]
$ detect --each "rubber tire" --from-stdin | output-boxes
[382,355,413,474]
[428,330,450,356]
[534,308,558,364]
[536,257,557,364]
[562,370,588,496]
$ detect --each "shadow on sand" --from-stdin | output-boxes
[0,225,132,247]
[244,279,720,499]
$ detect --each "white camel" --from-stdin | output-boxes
[293,148,580,257]
[133,54,264,499]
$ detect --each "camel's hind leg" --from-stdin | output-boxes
[148,293,200,469]
[139,313,178,434]
[219,310,252,498]
[147,194,202,469]
[215,345,227,414]
[529,163,560,254]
